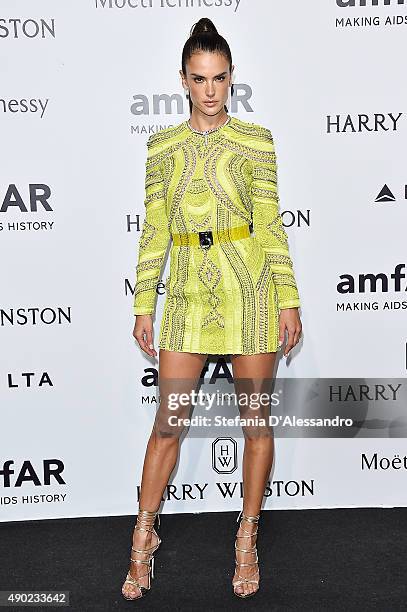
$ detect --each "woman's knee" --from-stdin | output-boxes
[242,428,274,443]
[150,422,184,445]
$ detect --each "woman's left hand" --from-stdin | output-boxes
[278,307,302,357]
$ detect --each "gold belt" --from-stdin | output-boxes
[172,224,251,249]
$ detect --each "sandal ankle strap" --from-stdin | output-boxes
[137,509,160,521]
[236,509,260,523]
[134,509,161,531]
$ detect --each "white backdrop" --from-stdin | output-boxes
[1,0,406,522]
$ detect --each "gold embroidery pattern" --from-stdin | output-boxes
[134,277,159,301]
[256,257,273,352]
[160,209,190,351]
[252,165,276,182]
[228,155,253,217]
[138,220,156,250]
[167,143,197,228]
[187,178,209,195]
[198,252,224,329]
[217,206,257,355]
[189,214,212,230]
[136,256,163,274]
[252,187,279,203]
[133,116,301,353]
[255,253,280,352]
[204,145,251,224]
[188,216,224,330]
[266,214,289,247]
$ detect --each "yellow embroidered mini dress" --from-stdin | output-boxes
[133,115,301,355]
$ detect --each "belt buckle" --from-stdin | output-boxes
[198,230,213,249]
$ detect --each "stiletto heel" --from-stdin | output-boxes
[232,510,261,598]
[121,508,162,600]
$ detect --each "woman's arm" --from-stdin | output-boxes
[133,134,171,316]
[250,127,301,311]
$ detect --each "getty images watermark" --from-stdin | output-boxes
[166,389,353,429]
[150,377,407,438]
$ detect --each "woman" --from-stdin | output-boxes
[122,17,302,601]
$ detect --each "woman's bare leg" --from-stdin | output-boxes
[230,352,277,597]
[122,349,208,599]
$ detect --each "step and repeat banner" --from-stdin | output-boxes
[1,0,406,522]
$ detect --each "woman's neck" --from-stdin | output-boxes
[188,109,229,132]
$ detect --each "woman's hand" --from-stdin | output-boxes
[133,315,157,358]
[278,307,302,357]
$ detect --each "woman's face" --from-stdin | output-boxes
[181,51,233,117]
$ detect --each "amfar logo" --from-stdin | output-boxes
[0,184,55,232]
[337,263,406,295]
[131,87,254,118]
[0,19,55,39]
[212,437,238,474]
[0,460,65,487]
[0,184,53,212]
[336,0,405,6]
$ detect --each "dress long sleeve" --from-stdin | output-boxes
[250,129,301,310]
[133,134,171,315]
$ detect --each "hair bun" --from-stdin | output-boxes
[190,17,218,37]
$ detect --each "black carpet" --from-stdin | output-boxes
[1,508,406,611]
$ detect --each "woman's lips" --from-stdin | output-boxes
[203,101,217,106]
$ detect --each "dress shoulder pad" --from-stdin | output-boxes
[229,116,274,143]
[147,121,187,152]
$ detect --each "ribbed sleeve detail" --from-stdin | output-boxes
[133,134,171,315]
[250,129,301,310]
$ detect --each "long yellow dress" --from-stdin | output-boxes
[133,115,301,355]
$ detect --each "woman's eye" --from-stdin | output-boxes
[193,76,226,83]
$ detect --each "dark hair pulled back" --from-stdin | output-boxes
[182,17,233,115]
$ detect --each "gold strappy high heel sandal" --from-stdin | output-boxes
[232,509,260,598]
[122,509,162,600]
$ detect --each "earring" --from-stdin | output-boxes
[185,89,190,99]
